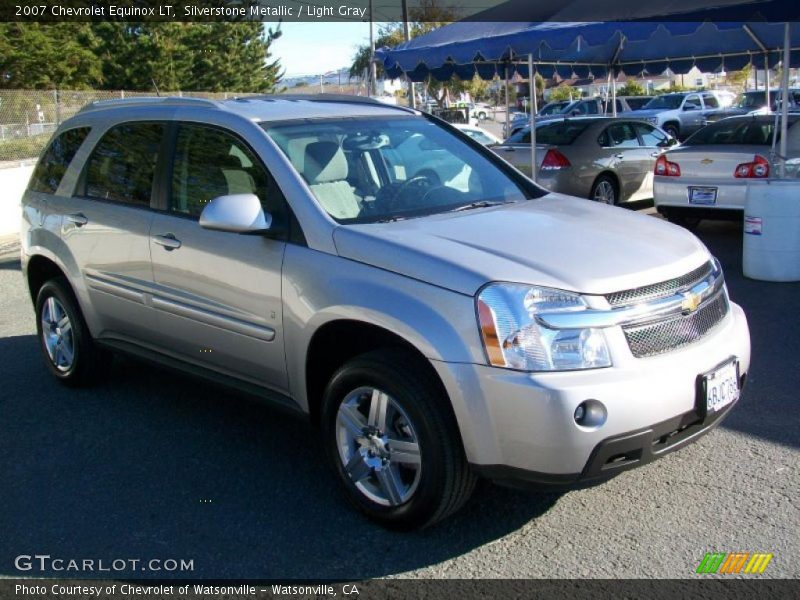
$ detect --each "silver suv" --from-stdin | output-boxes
[21,95,751,529]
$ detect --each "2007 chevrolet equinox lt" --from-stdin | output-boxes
[20,95,750,529]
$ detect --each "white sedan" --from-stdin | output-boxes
[452,123,502,146]
[654,115,800,227]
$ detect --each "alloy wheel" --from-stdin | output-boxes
[593,180,616,204]
[40,296,74,372]
[335,386,422,506]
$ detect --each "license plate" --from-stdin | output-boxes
[689,186,718,205]
[701,359,740,415]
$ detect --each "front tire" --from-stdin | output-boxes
[321,349,476,530]
[35,277,111,387]
[663,123,680,139]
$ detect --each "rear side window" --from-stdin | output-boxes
[702,94,720,109]
[84,122,164,206]
[600,123,640,148]
[28,127,91,194]
[536,121,595,145]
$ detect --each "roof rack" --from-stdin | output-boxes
[234,93,418,113]
[78,96,223,114]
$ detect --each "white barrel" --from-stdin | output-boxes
[743,180,800,282]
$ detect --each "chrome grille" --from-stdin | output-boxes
[623,290,729,358]
[607,262,714,307]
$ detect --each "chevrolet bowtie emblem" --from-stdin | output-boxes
[700,158,714,165]
[681,290,702,314]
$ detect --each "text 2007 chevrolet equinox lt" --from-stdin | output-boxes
[21,95,750,529]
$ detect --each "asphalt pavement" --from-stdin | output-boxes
[0,219,797,579]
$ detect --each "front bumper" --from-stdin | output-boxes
[432,301,750,482]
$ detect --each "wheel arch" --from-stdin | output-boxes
[304,319,450,427]
[590,170,621,199]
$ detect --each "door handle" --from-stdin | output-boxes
[65,213,88,227]
[152,233,182,250]
[651,151,662,157]
[614,153,625,159]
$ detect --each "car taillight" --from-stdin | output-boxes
[655,155,681,177]
[541,149,571,170]
[734,155,770,178]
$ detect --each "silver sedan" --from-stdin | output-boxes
[491,117,677,205]
[654,114,800,226]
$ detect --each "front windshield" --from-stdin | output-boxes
[263,116,531,224]
[643,95,684,110]
[539,103,565,115]
[734,92,773,109]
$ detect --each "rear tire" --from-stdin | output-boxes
[35,277,111,387]
[590,174,618,205]
[320,349,476,530]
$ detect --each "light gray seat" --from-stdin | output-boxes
[303,141,361,219]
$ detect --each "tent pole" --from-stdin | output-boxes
[779,22,791,178]
[611,68,617,117]
[504,63,510,139]
[529,54,537,182]
[764,52,770,108]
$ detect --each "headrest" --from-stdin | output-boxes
[304,141,348,184]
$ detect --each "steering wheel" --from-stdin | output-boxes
[388,174,438,211]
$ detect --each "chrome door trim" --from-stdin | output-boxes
[150,296,276,342]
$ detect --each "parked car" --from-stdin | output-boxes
[704,88,800,123]
[452,123,502,146]
[539,100,572,116]
[21,95,749,529]
[470,102,493,120]
[625,92,724,139]
[492,117,677,204]
[504,97,634,138]
[654,114,800,226]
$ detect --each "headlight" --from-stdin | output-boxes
[476,284,611,371]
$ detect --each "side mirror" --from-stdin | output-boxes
[199,194,271,234]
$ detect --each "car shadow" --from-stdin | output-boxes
[693,220,800,449]
[0,334,561,579]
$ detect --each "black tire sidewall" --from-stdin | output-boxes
[321,356,452,528]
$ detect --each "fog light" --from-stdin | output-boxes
[573,399,607,429]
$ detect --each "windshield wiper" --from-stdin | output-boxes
[450,200,504,212]
[376,215,407,223]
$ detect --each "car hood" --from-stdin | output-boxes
[621,108,667,118]
[333,196,710,296]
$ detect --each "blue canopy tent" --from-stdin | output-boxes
[376,1,800,179]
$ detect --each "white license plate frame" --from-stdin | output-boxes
[688,186,718,205]
[697,358,740,417]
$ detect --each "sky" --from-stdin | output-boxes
[268,22,374,77]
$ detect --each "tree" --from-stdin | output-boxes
[1,22,283,92]
[548,84,577,102]
[0,23,102,89]
[726,64,752,92]
[617,80,647,96]
[349,1,461,105]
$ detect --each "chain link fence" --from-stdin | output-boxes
[0,89,258,166]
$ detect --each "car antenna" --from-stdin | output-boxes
[151,78,161,97]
